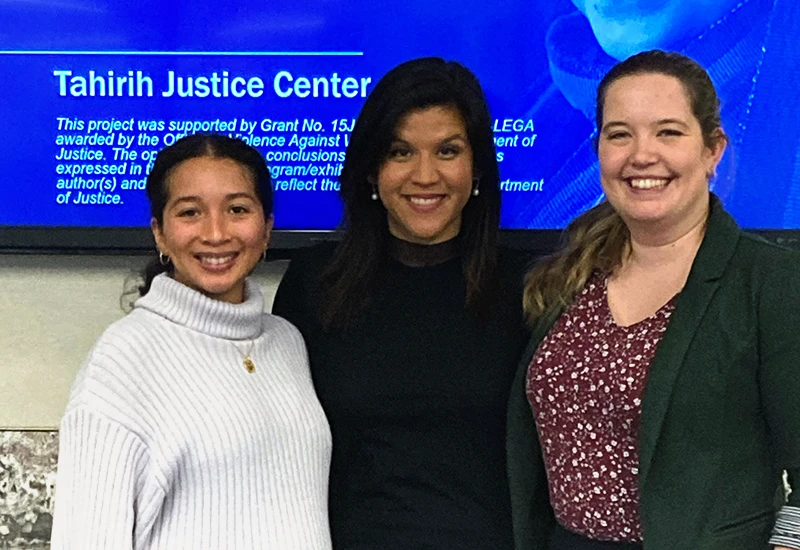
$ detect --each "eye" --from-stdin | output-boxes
[387,144,412,159]
[658,128,684,137]
[229,204,251,215]
[177,207,199,218]
[439,143,464,157]
[606,131,630,140]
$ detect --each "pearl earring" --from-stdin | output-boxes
[371,185,379,201]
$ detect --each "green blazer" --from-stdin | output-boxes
[507,197,800,550]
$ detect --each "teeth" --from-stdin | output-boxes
[200,255,234,265]
[409,196,442,205]
[630,178,669,189]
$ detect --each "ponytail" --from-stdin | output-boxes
[523,201,629,322]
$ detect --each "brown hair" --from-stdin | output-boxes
[523,50,724,322]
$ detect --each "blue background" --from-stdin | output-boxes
[1,0,798,231]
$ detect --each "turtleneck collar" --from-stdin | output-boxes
[388,234,461,267]
[134,273,265,340]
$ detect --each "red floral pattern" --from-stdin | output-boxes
[526,273,675,542]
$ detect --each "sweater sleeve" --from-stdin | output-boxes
[51,407,164,550]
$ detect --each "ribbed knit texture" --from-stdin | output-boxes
[51,274,332,550]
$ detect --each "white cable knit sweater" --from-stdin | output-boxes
[51,274,332,550]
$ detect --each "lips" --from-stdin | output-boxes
[196,252,239,271]
[626,177,671,190]
[405,194,446,212]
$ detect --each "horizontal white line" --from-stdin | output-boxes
[0,50,363,56]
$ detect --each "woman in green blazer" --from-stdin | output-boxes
[507,50,800,550]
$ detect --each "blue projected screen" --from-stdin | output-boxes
[1,0,799,238]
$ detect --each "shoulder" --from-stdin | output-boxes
[497,246,535,293]
[82,310,161,369]
[259,313,313,380]
[262,312,305,346]
[735,233,800,267]
[740,236,800,307]
[704,232,800,321]
[702,199,800,284]
[724,233,800,290]
[272,242,338,324]
[275,242,337,297]
[727,236,800,356]
[65,310,167,428]
[493,247,533,342]
[94,307,182,359]
[284,241,338,277]
[498,246,534,273]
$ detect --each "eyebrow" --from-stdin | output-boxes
[601,122,627,133]
[655,118,691,128]
[169,192,258,206]
[602,118,691,132]
[391,133,468,144]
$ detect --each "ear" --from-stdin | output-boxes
[151,217,167,255]
[263,215,275,250]
[705,129,727,171]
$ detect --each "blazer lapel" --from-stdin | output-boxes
[638,196,742,487]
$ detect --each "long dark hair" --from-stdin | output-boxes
[524,50,725,321]
[320,57,501,330]
[138,133,274,297]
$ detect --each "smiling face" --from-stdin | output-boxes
[376,105,474,245]
[152,156,272,304]
[570,0,740,60]
[597,73,725,237]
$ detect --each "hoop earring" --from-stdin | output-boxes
[158,251,170,266]
[261,249,267,262]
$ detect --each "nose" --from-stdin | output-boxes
[201,212,230,244]
[630,135,658,166]
[411,153,439,186]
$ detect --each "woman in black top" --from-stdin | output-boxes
[272,57,528,549]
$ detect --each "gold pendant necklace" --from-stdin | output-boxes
[242,356,256,374]
[231,336,257,373]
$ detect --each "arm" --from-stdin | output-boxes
[51,408,161,550]
[758,257,800,550]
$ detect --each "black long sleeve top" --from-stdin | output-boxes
[272,238,529,550]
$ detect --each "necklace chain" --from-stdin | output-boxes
[230,334,258,373]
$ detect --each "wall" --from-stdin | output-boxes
[0,254,288,547]
[0,254,288,429]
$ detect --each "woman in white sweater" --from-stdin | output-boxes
[51,134,332,550]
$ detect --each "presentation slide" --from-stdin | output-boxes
[1,0,798,234]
